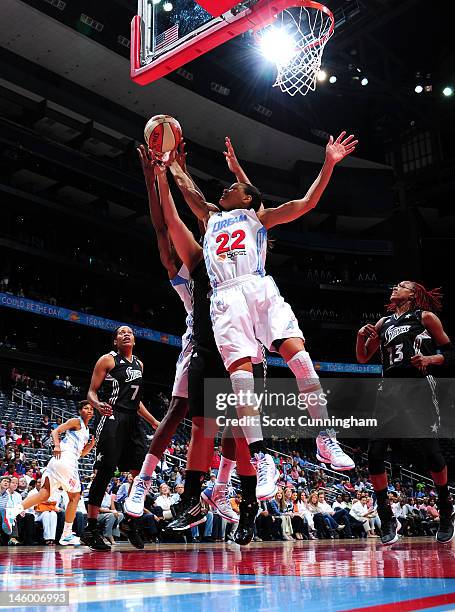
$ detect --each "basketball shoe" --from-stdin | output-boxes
[251,452,279,501]
[201,484,239,524]
[166,497,207,531]
[316,430,355,471]
[80,525,111,551]
[436,501,455,544]
[0,508,13,535]
[120,515,144,550]
[59,533,81,546]
[124,475,153,517]
[234,500,259,546]
[377,502,400,545]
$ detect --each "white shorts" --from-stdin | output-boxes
[41,454,81,498]
[210,274,304,369]
[172,326,193,398]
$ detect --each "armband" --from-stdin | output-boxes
[439,342,455,367]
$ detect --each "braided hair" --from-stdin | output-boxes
[387,282,443,313]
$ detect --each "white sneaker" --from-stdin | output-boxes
[316,431,355,471]
[59,533,81,546]
[201,484,239,524]
[124,475,152,517]
[251,452,279,501]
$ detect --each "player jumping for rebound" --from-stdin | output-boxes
[121,145,194,547]
[1,401,95,546]
[170,132,357,501]
[125,145,262,545]
[357,281,455,545]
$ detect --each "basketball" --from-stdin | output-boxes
[144,114,182,156]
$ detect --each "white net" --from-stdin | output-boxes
[266,5,334,97]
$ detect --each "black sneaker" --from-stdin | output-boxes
[166,497,207,531]
[170,499,184,519]
[437,503,455,544]
[80,527,111,551]
[120,516,144,550]
[378,503,399,546]
[234,501,259,546]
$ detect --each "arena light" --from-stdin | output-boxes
[329,75,337,84]
[415,85,423,93]
[152,0,161,3]
[317,69,327,82]
[260,27,296,67]
[361,77,368,86]
[163,2,173,11]
[443,86,453,97]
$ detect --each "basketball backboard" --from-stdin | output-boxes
[131,0,334,95]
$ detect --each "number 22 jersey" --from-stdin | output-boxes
[203,208,267,288]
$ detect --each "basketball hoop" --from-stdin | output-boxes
[131,0,334,92]
[256,1,334,96]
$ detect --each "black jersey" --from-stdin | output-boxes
[102,351,143,412]
[379,309,436,377]
[191,258,217,352]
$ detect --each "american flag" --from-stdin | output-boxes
[155,23,179,52]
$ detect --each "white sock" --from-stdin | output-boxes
[63,522,73,537]
[215,457,236,488]
[230,370,263,445]
[139,453,159,480]
[287,350,329,421]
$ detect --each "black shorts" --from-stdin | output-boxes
[94,410,147,471]
[188,346,227,419]
[372,376,440,438]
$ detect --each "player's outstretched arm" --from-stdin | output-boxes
[169,161,219,223]
[356,319,385,363]
[138,145,179,278]
[87,354,115,417]
[223,137,251,184]
[156,166,203,273]
[259,132,357,229]
[175,141,206,200]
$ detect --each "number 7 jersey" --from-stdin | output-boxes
[203,208,268,287]
[102,351,143,412]
[379,309,436,377]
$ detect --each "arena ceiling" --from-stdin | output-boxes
[3,0,452,172]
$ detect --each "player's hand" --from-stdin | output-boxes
[175,141,187,172]
[223,137,241,174]
[358,324,378,340]
[53,445,61,459]
[411,354,433,371]
[96,402,113,417]
[137,144,156,181]
[326,132,358,164]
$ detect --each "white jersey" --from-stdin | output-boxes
[170,264,194,329]
[59,417,89,460]
[203,208,267,288]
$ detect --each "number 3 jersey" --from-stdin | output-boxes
[101,351,143,412]
[379,309,436,377]
[203,208,267,288]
